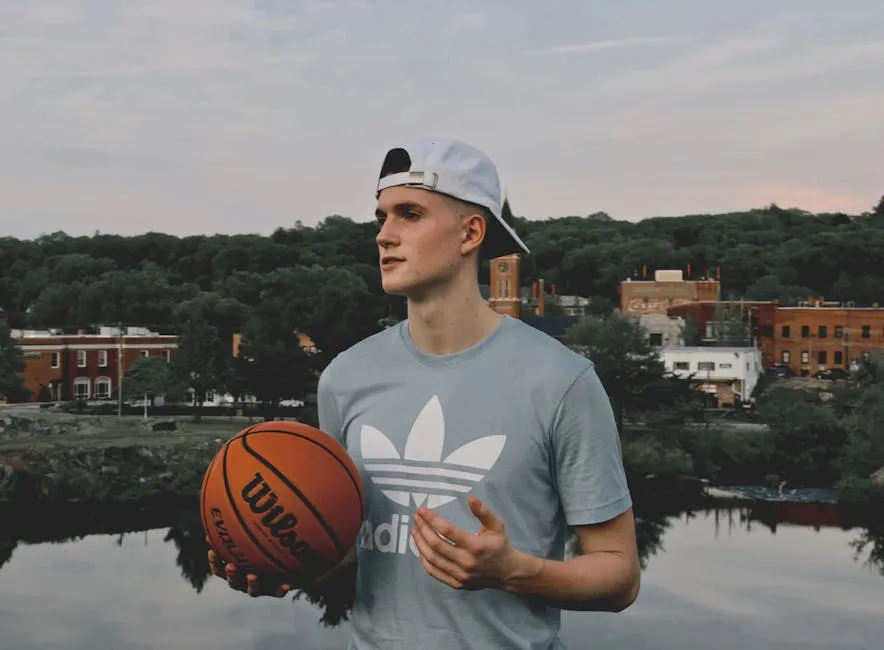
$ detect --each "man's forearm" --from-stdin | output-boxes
[501,549,640,612]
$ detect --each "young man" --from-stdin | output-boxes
[210,137,640,648]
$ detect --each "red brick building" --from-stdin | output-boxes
[667,298,884,375]
[488,254,523,318]
[620,269,721,316]
[773,300,884,375]
[14,327,177,402]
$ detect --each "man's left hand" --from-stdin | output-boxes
[411,495,525,590]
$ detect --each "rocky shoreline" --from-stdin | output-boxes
[0,412,232,503]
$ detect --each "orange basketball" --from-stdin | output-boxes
[200,420,364,581]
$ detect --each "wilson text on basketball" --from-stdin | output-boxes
[241,472,319,567]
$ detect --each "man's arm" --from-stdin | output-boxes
[502,509,641,612]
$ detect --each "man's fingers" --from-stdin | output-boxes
[416,508,473,548]
[411,525,470,585]
[207,550,225,578]
[225,562,247,592]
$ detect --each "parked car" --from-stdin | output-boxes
[767,364,794,378]
[813,368,849,381]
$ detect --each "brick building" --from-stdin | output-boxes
[619,269,720,317]
[667,298,884,375]
[488,254,523,318]
[772,299,884,375]
[14,326,177,402]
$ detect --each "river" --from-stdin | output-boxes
[0,492,881,649]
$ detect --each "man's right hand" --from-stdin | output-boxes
[207,541,357,598]
[207,547,295,598]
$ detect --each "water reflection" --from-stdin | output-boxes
[2,493,881,591]
[0,493,881,650]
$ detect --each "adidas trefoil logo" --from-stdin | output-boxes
[360,395,506,509]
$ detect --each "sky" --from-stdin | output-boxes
[1,0,882,240]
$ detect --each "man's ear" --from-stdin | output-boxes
[461,212,486,256]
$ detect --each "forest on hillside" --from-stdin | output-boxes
[1,195,883,352]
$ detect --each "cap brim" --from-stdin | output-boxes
[482,214,531,259]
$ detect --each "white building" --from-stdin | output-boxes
[660,345,763,407]
[639,313,685,347]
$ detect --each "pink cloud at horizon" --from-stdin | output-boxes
[741,185,877,215]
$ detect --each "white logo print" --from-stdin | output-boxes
[360,395,506,509]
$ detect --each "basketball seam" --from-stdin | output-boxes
[241,432,348,561]
[243,428,364,513]
[221,438,293,574]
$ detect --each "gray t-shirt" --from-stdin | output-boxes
[317,315,632,649]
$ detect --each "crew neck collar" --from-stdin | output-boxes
[398,315,513,368]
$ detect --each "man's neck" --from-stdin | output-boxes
[405,280,504,356]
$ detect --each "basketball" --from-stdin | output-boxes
[200,420,364,581]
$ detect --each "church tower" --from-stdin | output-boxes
[488,254,521,318]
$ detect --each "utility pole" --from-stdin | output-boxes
[117,321,124,417]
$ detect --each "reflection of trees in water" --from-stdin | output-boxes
[0,539,16,570]
[0,493,881,623]
[163,512,212,593]
[847,517,884,577]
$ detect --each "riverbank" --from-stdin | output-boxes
[1,410,880,512]
[0,411,244,502]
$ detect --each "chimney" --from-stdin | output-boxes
[537,278,545,317]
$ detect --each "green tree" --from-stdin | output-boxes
[235,316,315,420]
[756,387,849,486]
[565,313,667,431]
[123,356,184,415]
[172,314,229,422]
[0,322,27,402]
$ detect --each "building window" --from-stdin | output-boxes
[818,351,827,364]
[140,350,150,358]
[801,351,809,364]
[781,351,791,363]
[674,362,689,370]
[801,325,810,338]
[73,377,90,399]
[163,350,171,362]
[649,333,663,346]
[781,325,791,338]
[98,350,108,367]
[862,325,870,338]
[834,326,843,339]
[77,350,87,367]
[94,377,112,399]
[834,351,843,365]
[50,352,60,368]
[818,325,827,338]
[698,361,715,371]
[719,363,733,369]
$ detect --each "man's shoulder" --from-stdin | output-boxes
[502,316,594,377]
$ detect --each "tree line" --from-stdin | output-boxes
[1,196,883,409]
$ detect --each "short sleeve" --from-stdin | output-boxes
[317,364,344,446]
[550,364,633,526]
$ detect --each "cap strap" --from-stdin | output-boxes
[377,170,439,193]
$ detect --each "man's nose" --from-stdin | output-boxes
[376,218,398,248]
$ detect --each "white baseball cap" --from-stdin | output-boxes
[375,137,531,258]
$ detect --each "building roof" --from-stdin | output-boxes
[661,345,757,354]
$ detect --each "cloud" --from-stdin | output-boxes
[528,36,671,55]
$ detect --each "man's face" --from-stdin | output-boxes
[374,186,482,298]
